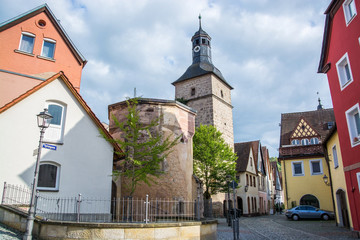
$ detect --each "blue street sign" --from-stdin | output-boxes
[231,180,238,188]
[42,144,57,151]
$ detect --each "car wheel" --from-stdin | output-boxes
[292,215,299,221]
[322,214,329,221]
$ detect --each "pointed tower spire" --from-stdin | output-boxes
[199,14,202,29]
[317,92,323,110]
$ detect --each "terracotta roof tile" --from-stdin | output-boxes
[279,108,335,147]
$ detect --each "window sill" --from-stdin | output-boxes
[43,140,64,145]
[14,49,34,57]
[351,139,360,147]
[346,13,356,26]
[341,79,353,90]
[37,55,55,62]
[292,174,304,177]
[37,188,59,192]
[311,172,323,176]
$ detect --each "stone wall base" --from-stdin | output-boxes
[0,205,217,240]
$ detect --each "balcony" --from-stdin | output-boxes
[279,144,324,158]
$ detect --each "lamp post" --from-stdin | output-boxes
[23,109,52,240]
[226,175,231,226]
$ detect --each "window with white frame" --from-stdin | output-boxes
[41,38,56,59]
[332,145,339,168]
[301,139,309,145]
[37,162,60,191]
[310,137,319,144]
[336,53,354,90]
[44,102,66,143]
[291,139,300,145]
[357,172,360,193]
[292,161,304,176]
[345,103,360,146]
[19,32,35,54]
[310,159,323,175]
[343,0,357,25]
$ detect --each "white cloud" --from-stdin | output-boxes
[0,0,333,157]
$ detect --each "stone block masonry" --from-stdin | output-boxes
[0,205,217,240]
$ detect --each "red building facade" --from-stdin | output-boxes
[319,0,360,234]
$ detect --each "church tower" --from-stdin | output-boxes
[172,16,234,147]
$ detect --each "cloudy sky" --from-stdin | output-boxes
[0,0,333,157]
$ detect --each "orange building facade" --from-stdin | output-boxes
[0,4,86,107]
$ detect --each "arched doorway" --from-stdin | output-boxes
[336,189,350,228]
[237,197,243,215]
[300,194,319,208]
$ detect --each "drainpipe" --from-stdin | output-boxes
[282,159,289,209]
[323,146,337,226]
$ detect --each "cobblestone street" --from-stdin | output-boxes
[218,214,357,240]
[1,214,357,240]
[0,223,23,240]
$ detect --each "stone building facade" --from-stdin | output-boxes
[108,98,200,201]
[172,20,234,148]
[172,19,234,216]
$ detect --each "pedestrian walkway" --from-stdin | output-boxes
[217,214,356,240]
[0,223,23,240]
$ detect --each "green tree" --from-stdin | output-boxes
[101,98,180,196]
[270,157,281,171]
[193,124,237,199]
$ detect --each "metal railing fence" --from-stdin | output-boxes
[1,183,205,223]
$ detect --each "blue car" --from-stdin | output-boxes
[285,205,335,221]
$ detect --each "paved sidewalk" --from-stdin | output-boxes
[0,223,23,240]
[217,214,357,240]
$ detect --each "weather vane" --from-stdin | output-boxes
[199,14,202,29]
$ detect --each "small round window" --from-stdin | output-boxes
[38,19,46,27]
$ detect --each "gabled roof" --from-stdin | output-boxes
[0,4,87,67]
[234,140,259,173]
[0,72,121,153]
[279,108,335,147]
[318,0,342,73]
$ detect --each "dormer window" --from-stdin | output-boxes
[301,139,309,145]
[19,32,35,54]
[310,137,319,144]
[41,38,56,59]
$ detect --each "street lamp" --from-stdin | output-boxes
[23,109,52,240]
[322,174,330,186]
[226,175,231,226]
[244,184,249,192]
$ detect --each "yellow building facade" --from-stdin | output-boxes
[279,108,336,211]
[281,157,333,211]
[324,128,352,228]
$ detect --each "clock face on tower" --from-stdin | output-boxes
[194,46,200,52]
